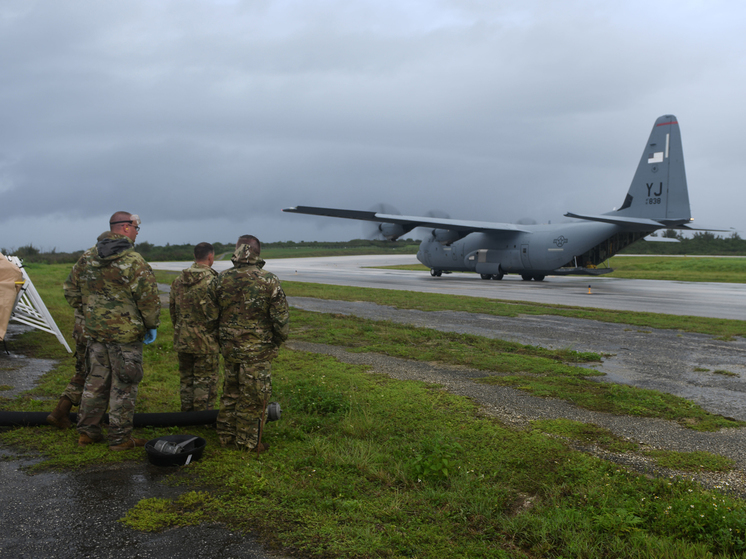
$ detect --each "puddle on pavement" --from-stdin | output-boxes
[0,447,282,559]
[0,324,57,399]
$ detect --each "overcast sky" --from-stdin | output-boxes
[1,0,744,253]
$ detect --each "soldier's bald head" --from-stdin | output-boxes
[109,212,132,229]
[236,235,260,255]
[109,211,139,242]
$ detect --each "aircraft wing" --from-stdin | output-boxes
[283,206,531,233]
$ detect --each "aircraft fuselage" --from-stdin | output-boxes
[417,222,648,277]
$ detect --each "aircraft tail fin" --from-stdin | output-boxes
[608,115,691,225]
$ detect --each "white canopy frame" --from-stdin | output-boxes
[7,255,72,353]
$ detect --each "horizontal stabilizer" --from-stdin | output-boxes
[283,206,531,234]
[643,235,680,243]
[565,212,676,231]
[675,223,734,232]
[563,212,686,229]
[566,212,732,233]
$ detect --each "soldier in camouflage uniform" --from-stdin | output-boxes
[169,242,219,412]
[64,212,160,451]
[209,235,289,453]
[49,232,117,429]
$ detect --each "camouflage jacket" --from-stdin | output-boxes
[169,262,219,354]
[63,233,160,344]
[64,232,115,345]
[209,244,289,362]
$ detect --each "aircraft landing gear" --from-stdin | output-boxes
[533,275,545,282]
[521,274,545,281]
[491,273,504,280]
[480,273,491,280]
[521,274,532,281]
[430,269,442,277]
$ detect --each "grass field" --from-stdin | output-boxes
[3,263,746,557]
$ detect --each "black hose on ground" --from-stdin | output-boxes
[0,410,219,428]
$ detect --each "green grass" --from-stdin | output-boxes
[4,263,746,556]
[531,419,640,454]
[643,450,736,473]
[607,256,746,283]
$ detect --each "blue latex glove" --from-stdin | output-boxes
[143,329,157,345]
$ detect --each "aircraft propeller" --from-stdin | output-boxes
[363,203,412,241]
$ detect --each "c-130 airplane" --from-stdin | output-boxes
[284,115,713,281]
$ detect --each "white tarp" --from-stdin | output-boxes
[1,255,71,352]
[0,254,23,341]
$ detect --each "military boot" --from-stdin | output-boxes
[47,396,74,429]
[78,433,103,447]
[109,437,148,451]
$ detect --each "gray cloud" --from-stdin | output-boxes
[1,0,744,252]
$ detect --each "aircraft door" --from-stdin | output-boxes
[520,244,530,269]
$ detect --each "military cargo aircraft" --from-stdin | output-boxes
[284,115,712,281]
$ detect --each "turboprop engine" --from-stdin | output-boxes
[375,222,412,241]
[431,228,463,245]
[364,203,415,241]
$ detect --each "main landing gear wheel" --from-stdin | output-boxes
[533,275,545,282]
[430,269,442,277]
[480,274,491,280]
[491,273,504,280]
[521,274,532,281]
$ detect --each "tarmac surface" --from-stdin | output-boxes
[153,254,746,320]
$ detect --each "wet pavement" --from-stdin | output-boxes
[0,324,286,559]
[0,449,284,559]
[0,325,57,400]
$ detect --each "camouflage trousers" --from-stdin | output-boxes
[61,339,88,406]
[177,352,219,412]
[217,360,272,451]
[77,341,144,445]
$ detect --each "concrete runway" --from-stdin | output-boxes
[153,254,746,320]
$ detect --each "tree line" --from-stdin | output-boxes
[619,230,746,255]
[2,239,422,264]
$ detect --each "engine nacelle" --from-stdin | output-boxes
[377,223,412,241]
[431,228,462,245]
